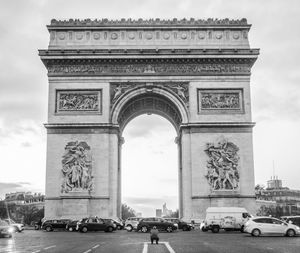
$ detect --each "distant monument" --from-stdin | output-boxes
[39,18,259,220]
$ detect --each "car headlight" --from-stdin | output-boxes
[295,226,300,230]
[8,227,14,233]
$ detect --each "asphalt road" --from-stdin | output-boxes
[0,229,299,253]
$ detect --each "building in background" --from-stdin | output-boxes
[162,203,172,217]
[256,176,300,216]
[2,192,45,224]
[156,209,162,217]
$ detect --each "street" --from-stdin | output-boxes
[0,229,299,253]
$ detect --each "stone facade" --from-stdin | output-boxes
[40,18,259,220]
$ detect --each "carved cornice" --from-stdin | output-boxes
[49,18,249,27]
[42,58,255,76]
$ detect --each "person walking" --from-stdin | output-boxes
[150,226,159,244]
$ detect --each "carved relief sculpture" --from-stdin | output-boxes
[57,90,101,112]
[61,141,93,193]
[205,137,240,190]
[198,89,243,113]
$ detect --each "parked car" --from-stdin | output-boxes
[244,216,300,237]
[202,207,252,233]
[281,216,300,227]
[164,218,193,231]
[137,217,177,233]
[42,219,71,232]
[4,219,24,232]
[66,220,79,232]
[77,217,115,233]
[0,220,14,238]
[103,219,122,230]
[125,217,143,232]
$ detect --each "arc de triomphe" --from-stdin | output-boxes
[39,18,259,220]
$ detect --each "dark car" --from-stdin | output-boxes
[137,217,177,233]
[164,218,193,231]
[42,219,71,232]
[103,219,122,230]
[66,220,79,232]
[281,216,300,227]
[77,217,115,233]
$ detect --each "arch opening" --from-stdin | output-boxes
[121,114,179,217]
[117,93,183,134]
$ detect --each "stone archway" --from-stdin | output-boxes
[40,18,259,220]
[111,84,189,217]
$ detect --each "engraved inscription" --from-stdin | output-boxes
[57,90,101,113]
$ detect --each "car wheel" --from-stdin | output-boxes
[201,227,208,232]
[106,226,113,233]
[240,225,244,233]
[45,226,52,232]
[251,228,261,237]
[212,226,219,233]
[141,226,148,233]
[126,225,133,232]
[286,229,296,237]
[166,226,173,233]
[68,227,73,232]
[81,227,88,233]
[117,225,121,230]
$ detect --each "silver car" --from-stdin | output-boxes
[244,216,300,237]
[124,217,143,232]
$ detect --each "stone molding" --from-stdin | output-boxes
[45,196,110,200]
[42,58,255,76]
[49,18,249,27]
[192,195,256,199]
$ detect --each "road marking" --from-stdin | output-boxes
[82,249,92,253]
[92,244,100,249]
[143,241,176,253]
[267,247,273,250]
[44,245,56,250]
[164,242,176,253]
[32,250,41,253]
[142,242,148,253]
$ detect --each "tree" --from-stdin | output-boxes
[0,201,8,219]
[17,205,44,225]
[121,203,136,220]
[255,184,265,191]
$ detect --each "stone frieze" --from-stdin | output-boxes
[198,89,243,113]
[61,141,93,194]
[56,90,101,113]
[47,62,251,76]
[205,137,240,191]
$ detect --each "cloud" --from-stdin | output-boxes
[21,142,32,148]
[0,182,32,199]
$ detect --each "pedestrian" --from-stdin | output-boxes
[150,226,159,244]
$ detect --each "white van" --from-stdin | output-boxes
[202,207,252,233]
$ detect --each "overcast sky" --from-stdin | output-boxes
[0,0,300,216]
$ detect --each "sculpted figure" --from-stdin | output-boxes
[61,141,93,193]
[174,85,186,99]
[205,137,240,190]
